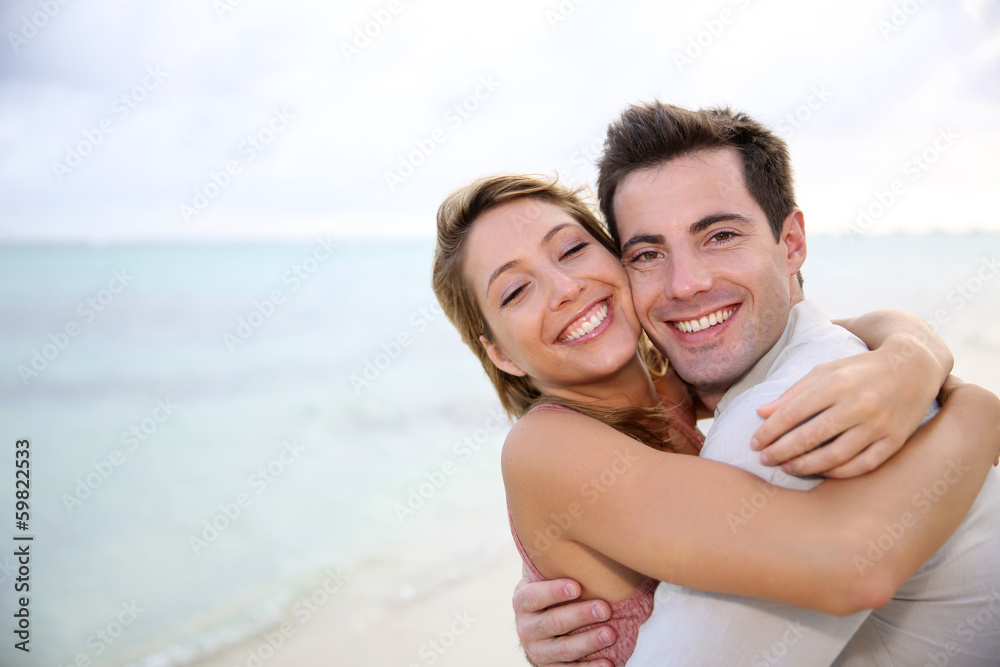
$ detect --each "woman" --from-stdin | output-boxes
[432,173,1000,666]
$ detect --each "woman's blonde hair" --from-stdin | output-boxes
[432,173,679,450]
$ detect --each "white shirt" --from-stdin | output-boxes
[628,301,1000,666]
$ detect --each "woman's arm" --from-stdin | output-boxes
[504,379,999,616]
[751,309,953,478]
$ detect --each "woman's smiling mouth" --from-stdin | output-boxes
[558,299,611,343]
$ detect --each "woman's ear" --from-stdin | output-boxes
[479,335,527,377]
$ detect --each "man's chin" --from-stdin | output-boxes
[667,352,750,396]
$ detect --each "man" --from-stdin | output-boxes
[515,102,1000,665]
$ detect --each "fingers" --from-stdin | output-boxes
[752,388,819,450]
[513,578,616,666]
[522,626,618,666]
[773,425,870,475]
[782,429,906,478]
[822,438,900,479]
[754,390,794,421]
[753,378,858,454]
[513,578,581,615]
[516,596,613,642]
[756,400,856,467]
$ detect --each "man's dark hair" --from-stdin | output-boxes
[597,102,797,246]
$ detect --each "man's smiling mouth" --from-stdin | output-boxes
[671,307,735,333]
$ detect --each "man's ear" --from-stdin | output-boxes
[479,335,527,377]
[780,209,807,275]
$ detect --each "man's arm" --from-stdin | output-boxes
[751,308,952,477]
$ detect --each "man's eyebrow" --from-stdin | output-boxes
[620,233,665,255]
[690,213,754,235]
[485,223,573,293]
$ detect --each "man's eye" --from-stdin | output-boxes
[712,231,736,242]
[629,250,661,264]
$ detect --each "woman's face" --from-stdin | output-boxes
[464,197,644,395]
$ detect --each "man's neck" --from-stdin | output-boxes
[697,389,726,414]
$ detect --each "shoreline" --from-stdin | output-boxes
[192,548,528,667]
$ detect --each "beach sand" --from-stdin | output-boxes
[195,547,529,667]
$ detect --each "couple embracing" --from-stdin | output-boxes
[432,102,1000,666]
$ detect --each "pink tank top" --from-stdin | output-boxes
[510,511,656,666]
[508,401,703,665]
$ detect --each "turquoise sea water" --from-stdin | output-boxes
[0,234,998,666]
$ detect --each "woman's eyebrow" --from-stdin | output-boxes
[487,259,521,293]
[485,223,574,293]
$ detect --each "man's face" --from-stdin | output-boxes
[612,147,806,408]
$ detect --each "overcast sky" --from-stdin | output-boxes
[1,0,998,242]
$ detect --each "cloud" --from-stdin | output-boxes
[1,0,998,241]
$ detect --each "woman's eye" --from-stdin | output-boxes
[501,285,524,307]
[561,242,589,260]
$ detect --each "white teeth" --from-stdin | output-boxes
[672,307,734,334]
[560,302,609,342]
